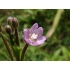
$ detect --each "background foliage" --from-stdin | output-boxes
[0,9,70,61]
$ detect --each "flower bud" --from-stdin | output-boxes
[7,16,13,25]
[12,18,19,28]
[5,25,12,34]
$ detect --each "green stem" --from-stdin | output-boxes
[21,43,28,61]
[0,32,14,61]
[0,50,10,60]
[9,34,14,47]
[46,9,64,39]
[14,28,19,47]
[0,26,2,32]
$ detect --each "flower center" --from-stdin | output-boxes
[29,33,38,42]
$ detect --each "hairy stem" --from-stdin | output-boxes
[14,28,19,47]
[21,43,28,61]
[9,34,14,47]
[0,33,14,61]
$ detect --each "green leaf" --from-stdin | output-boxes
[51,48,61,60]
[13,46,21,61]
[0,50,10,60]
[0,16,7,24]
[61,46,70,60]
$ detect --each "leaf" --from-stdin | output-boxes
[61,46,70,60]
[0,16,7,24]
[0,50,10,60]
[51,48,61,60]
[13,46,21,61]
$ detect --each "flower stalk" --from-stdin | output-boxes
[5,25,14,47]
[21,43,28,61]
[9,34,14,47]
[12,18,19,47]
[0,32,14,61]
[14,28,19,47]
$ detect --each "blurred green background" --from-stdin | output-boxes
[0,9,70,61]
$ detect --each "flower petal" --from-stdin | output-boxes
[23,29,29,39]
[25,36,46,46]
[33,27,43,38]
[36,36,46,45]
[24,38,37,46]
[30,23,38,33]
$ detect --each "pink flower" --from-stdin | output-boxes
[23,23,46,46]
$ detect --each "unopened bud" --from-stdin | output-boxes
[5,25,12,34]
[7,16,13,25]
[12,18,19,28]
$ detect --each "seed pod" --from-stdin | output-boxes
[5,25,12,34]
[12,18,19,28]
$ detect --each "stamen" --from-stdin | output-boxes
[29,33,38,42]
